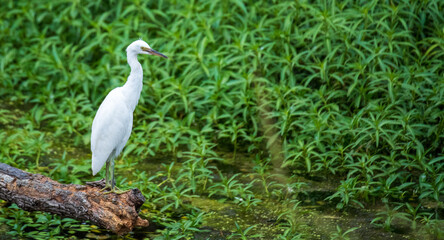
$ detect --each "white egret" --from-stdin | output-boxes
[91,39,167,193]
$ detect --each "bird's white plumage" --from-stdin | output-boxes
[90,39,166,181]
[91,88,132,175]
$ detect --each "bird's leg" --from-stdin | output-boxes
[104,158,129,194]
[106,160,111,187]
[99,160,112,192]
[110,158,116,189]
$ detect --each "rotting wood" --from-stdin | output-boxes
[0,163,149,235]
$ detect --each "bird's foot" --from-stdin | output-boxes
[103,186,130,195]
[99,183,112,192]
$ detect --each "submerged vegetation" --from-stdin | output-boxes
[0,0,443,239]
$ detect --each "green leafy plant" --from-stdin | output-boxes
[371,199,410,232]
[330,225,360,240]
[1,0,443,238]
[227,222,262,240]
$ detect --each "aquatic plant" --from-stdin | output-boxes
[0,0,443,238]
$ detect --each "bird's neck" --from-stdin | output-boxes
[122,53,143,111]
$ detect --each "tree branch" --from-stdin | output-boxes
[0,163,148,235]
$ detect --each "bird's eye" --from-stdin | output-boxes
[141,46,150,52]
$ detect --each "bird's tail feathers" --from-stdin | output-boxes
[91,154,107,176]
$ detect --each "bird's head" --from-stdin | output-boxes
[126,39,168,58]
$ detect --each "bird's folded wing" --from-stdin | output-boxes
[91,89,131,175]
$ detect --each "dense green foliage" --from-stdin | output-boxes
[0,0,443,239]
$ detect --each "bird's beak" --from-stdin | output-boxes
[150,49,168,58]
[142,47,168,58]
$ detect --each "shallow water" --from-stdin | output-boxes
[0,134,442,239]
[113,153,442,239]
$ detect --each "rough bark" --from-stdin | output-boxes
[0,163,149,235]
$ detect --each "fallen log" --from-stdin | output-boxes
[0,163,149,235]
